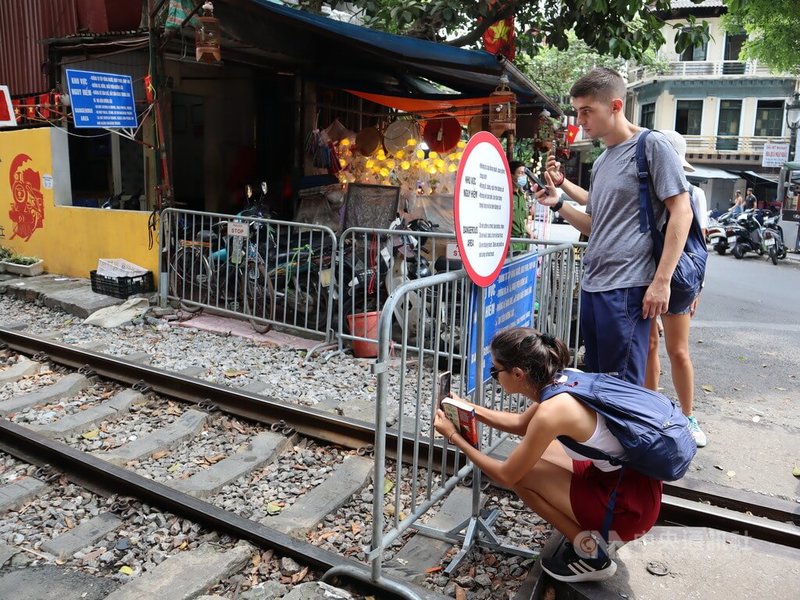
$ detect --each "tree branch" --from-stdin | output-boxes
[445,1,519,47]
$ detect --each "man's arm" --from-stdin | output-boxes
[533,172,593,237]
[642,191,693,318]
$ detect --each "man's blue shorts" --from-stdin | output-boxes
[580,286,651,385]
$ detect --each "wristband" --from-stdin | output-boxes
[553,172,565,187]
[550,199,564,213]
[448,431,457,444]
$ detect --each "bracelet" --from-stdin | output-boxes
[553,172,565,187]
[550,199,564,213]
[448,431,458,444]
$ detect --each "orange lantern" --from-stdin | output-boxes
[196,2,221,64]
[489,74,516,138]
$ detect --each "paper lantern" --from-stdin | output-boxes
[489,74,516,138]
[423,114,461,153]
[196,2,221,64]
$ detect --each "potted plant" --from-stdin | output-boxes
[2,254,44,276]
[0,247,11,273]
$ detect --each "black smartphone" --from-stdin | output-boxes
[525,168,547,190]
[437,371,452,407]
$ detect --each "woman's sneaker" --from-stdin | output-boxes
[541,542,617,583]
[687,415,707,447]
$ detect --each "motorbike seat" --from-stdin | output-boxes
[195,230,218,243]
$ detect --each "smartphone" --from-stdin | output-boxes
[525,168,547,190]
[437,371,452,407]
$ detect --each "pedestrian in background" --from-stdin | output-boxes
[509,160,531,254]
[644,130,707,447]
[732,190,743,215]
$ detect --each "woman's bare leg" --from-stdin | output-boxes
[661,313,694,416]
[645,318,661,391]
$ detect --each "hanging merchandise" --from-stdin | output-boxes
[356,126,382,156]
[195,2,221,63]
[383,119,419,156]
[534,109,558,152]
[489,74,516,138]
[423,114,462,153]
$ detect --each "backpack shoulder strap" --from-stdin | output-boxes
[636,129,655,235]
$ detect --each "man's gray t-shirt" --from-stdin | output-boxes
[583,130,689,293]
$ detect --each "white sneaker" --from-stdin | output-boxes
[687,416,707,447]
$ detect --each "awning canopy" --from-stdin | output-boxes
[216,0,560,113]
[741,170,780,185]
[686,165,741,182]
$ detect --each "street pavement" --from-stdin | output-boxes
[656,251,800,501]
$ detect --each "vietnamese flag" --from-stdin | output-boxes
[482,1,516,61]
[566,124,581,145]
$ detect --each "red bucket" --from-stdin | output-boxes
[346,311,381,358]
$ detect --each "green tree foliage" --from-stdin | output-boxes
[724,1,800,74]
[338,0,709,62]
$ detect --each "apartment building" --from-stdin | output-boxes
[626,0,799,212]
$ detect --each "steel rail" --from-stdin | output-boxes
[0,420,440,600]
[1,327,797,549]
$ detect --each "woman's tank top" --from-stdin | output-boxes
[560,412,626,472]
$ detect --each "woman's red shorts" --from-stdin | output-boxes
[570,459,663,542]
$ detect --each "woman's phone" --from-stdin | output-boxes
[437,371,452,407]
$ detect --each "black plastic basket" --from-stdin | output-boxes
[90,270,155,299]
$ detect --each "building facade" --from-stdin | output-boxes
[626,1,799,212]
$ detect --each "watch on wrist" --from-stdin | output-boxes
[550,199,564,213]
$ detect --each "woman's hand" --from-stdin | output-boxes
[434,409,457,440]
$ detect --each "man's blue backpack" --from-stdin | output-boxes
[636,130,708,315]
[539,369,697,481]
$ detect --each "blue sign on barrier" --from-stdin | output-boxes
[66,69,137,129]
[466,252,538,394]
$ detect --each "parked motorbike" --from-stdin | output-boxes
[730,210,787,264]
[762,213,787,265]
[706,209,739,255]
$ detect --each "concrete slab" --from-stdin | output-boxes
[550,527,800,600]
[0,477,47,512]
[33,389,143,438]
[44,286,122,319]
[103,541,253,600]
[0,565,119,600]
[170,313,320,350]
[0,275,87,303]
[0,373,90,417]
[179,366,205,378]
[40,513,122,558]
[282,582,354,600]
[336,397,398,427]
[101,409,207,465]
[173,431,291,498]
[123,351,151,365]
[0,321,27,331]
[385,486,478,583]
[0,358,40,385]
[268,455,372,538]
[0,543,18,568]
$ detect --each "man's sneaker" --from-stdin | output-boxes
[541,542,617,583]
[687,415,707,447]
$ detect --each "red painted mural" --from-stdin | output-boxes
[8,153,44,241]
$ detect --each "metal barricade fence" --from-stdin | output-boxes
[323,244,576,597]
[159,208,337,340]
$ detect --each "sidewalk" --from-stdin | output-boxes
[0,274,122,319]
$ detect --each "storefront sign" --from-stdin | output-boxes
[65,69,137,129]
[466,252,537,393]
[453,131,512,287]
[0,86,16,128]
[762,143,790,168]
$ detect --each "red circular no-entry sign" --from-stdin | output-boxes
[453,132,513,288]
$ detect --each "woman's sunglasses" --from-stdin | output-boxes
[490,366,506,381]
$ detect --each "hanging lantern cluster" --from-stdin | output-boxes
[489,74,516,138]
[196,2,221,64]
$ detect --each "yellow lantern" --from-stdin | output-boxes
[195,2,221,64]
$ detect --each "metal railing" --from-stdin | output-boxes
[683,135,791,154]
[159,208,337,340]
[324,243,576,595]
[628,59,775,84]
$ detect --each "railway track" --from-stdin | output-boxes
[1,327,798,599]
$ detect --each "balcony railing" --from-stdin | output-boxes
[628,60,776,84]
[683,135,789,154]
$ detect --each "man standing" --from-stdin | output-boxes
[745,188,757,211]
[534,68,693,385]
[509,161,531,253]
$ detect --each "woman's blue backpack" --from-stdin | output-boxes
[539,370,697,481]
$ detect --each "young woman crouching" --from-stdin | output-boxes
[434,327,663,582]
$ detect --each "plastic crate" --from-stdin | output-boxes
[90,270,155,299]
[96,258,148,278]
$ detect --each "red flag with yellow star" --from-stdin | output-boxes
[482,1,515,61]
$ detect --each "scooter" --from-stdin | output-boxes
[762,213,787,265]
[706,209,739,255]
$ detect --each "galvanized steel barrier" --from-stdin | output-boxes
[159,208,337,340]
[324,243,576,595]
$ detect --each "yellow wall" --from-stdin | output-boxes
[0,127,158,279]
